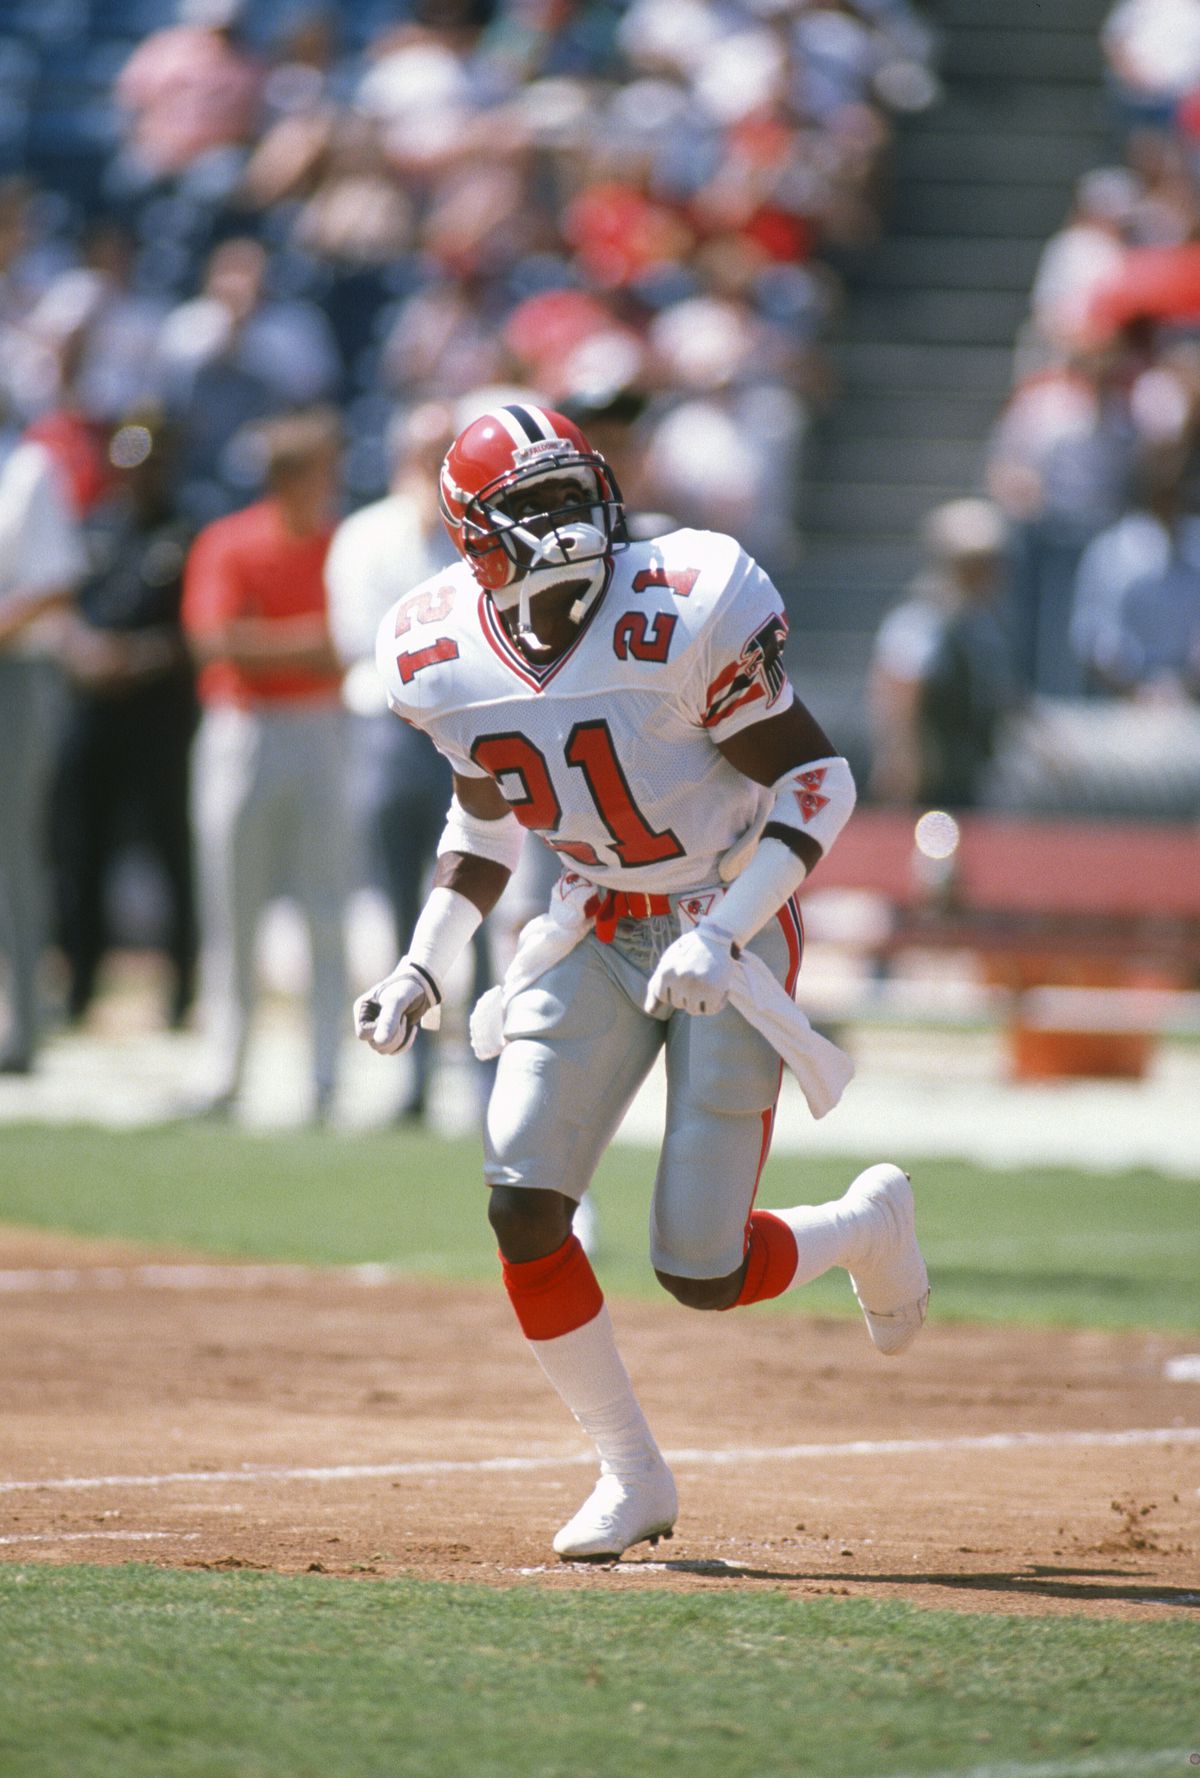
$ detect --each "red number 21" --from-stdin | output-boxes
[471,722,684,870]
[566,721,683,867]
[393,585,459,683]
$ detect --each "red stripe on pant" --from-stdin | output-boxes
[730,896,805,1306]
[500,1233,603,1340]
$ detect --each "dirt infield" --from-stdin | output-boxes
[1,1226,1197,1621]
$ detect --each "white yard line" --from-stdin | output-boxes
[0,1530,199,1546]
[1,1425,1196,1495]
[0,1263,401,1293]
[875,1751,1193,1778]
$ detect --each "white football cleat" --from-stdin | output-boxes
[553,1459,678,1562]
[843,1163,929,1356]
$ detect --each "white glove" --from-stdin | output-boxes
[644,924,738,1017]
[353,962,434,1055]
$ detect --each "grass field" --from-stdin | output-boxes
[0,1121,1196,1329]
[0,1120,1196,1777]
[1,1566,1194,1778]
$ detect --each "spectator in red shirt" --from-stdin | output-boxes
[182,405,348,1121]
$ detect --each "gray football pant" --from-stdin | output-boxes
[484,900,802,1280]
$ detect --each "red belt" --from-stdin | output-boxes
[587,889,672,944]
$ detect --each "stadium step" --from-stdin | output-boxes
[844,236,1047,295]
[834,388,1010,437]
[884,181,1083,239]
[795,0,1115,692]
[831,340,1016,398]
[845,287,1031,348]
[893,128,1112,188]
[938,25,1104,83]
[819,433,987,486]
[931,82,1112,136]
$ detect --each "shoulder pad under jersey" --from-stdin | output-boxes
[374,560,478,720]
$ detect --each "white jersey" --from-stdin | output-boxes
[375,528,793,895]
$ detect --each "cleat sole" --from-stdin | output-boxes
[556,1523,676,1564]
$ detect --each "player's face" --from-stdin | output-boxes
[500,473,595,538]
[488,465,613,657]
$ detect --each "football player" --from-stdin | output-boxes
[355,403,929,1561]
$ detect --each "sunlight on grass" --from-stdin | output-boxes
[0,1124,1196,1329]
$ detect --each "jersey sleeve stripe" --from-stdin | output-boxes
[702,685,765,727]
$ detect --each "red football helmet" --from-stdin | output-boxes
[439,403,624,646]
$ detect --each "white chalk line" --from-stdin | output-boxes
[2,1425,1196,1496]
[0,1263,401,1294]
[0,1530,200,1546]
[877,1751,1192,1778]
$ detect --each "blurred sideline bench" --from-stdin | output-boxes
[802,808,1200,1078]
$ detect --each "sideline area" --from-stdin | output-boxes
[2,969,1198,1179]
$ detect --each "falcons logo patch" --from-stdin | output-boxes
[793,767,829,823]
[679,892,720,926]
[703,613,790,727]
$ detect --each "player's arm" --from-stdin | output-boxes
[354,770,524,1055]
[715,698,837,875]
[0,583,76,650]
[646,697,856,1016]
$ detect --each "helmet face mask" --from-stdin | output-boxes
[439,407,625,646]
[476,465,614,579]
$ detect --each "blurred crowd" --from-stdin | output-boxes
[0,0,938,1093]
[0,0,938,542]
[869,0,1200,819]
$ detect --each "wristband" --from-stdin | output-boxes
[702,838,808,951]
[404,886,484,999]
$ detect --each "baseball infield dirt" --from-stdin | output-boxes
[1,1226,1196,1621]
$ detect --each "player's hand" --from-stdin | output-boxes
[644,925,737,1017]
[353,963,433,1054]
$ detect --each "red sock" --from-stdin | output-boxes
[501,1233,604,1341]
[733,1211,800,1306]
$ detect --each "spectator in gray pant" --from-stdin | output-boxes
[182,408,348,1122]
[0,420,88,1073]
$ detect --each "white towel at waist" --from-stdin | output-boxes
[469,873,853,1120]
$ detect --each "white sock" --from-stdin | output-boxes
[528,1306,663,1476]
[763,1193,874,1292]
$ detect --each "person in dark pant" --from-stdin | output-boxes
[51,413,199,1027]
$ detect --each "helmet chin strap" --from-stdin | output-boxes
[499,520,608,654]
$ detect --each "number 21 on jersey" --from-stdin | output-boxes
[393,585,459,684]
[471,723,684,869]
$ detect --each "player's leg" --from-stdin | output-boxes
[139,709,199,1029]
[0,659,62,1069]
[733,1164,930,1354]
[287,708,349,1120]
[193,706,271,1108]
[650,955,787,1310]
[652,900,929,1353]
[49,708,109,1023]
[485,938,676,1560]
